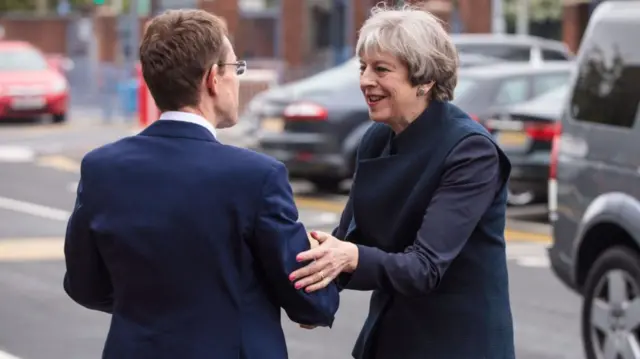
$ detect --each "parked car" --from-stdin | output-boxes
[457,52,505,68]
[486,85,568,206]
[248,58,362,191]
[454,61,573,124]
[547,2,640,359]
[0,40,69,123]
[250,60,572,191]
[451,33,573,64]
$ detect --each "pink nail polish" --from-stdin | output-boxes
[289,274,295,281]
[295,283,302,289]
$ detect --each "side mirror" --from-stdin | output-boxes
[46,56,74,72]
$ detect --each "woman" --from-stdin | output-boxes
[289,5,515,359]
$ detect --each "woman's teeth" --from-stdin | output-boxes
[368,95,384,102]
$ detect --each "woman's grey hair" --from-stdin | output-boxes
[356,3,459,101]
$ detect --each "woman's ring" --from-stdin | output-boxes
[319,271,325,281]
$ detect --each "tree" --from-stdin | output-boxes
[0,0,93,14]
[503,0,563,22]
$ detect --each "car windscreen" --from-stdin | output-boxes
[532,85,568,103]
[456,44,530,62]
[452,78,481,106]
[0,48,48,71]
[293,58,360,91]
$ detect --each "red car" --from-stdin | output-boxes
[0,41,70,123]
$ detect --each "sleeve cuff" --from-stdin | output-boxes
[345,244,382,291]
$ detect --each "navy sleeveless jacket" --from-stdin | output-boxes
[334,100,515,359]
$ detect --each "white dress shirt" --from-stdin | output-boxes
[158,111,217,139]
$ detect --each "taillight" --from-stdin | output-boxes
[524,122,559,141]
[549,122,562,179]
[283,102,328,120]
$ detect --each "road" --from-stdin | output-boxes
[0,118,584,359]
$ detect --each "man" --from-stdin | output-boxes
[63,9,339,359]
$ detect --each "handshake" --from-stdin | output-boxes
[294,230,358,330]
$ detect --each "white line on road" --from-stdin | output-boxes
[0,145,35,163]
[0,196,70,221]
[67,181,79,193]
[0,349,22,359]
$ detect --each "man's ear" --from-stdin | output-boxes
[207,64,219,96]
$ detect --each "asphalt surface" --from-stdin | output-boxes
[0,117,584,359]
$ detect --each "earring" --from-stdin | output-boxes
[416,87,426,97]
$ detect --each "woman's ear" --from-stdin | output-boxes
[416,81,435,97]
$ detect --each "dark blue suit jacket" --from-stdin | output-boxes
[335,101,515,359]
[63,120,339,359]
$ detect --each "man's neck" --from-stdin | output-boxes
[178,106,217,128]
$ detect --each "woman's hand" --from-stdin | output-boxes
[289,231,359,293]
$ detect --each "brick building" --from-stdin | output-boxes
[0,0,596,74]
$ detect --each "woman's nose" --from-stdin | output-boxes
[360,70,376,88]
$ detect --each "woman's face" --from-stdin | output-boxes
[359,51,422,125]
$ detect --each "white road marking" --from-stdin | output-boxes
[0,145,35,163]
[67,181,79,193]
[516,256,551,268]
[0,196,70,221]
[507,242,550,268]
[0,349,22,359]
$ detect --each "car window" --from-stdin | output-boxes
[0,48,48,71]
[494,77,529,106]
[455,44,530,61]
[533,72,571,97]
[532,85,568,102]
[454,78,478,99]
[542,50,569,60]
[569,20,640,128]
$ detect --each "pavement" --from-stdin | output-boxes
[0,115,585,359]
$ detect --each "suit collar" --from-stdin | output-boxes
[139,120,219,143]
[389,100,447,155]
[159,111,217,138]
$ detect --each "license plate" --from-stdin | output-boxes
[496,131,527,147]
[261,117,284,132]
[11,96,45,110]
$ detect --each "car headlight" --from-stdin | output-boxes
[51,78,68,93]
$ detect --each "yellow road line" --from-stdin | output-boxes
[33,156,552,245]
[0,237,64,262]
[36,155,80,173]
[0,229,551,263]
[505,229,551,244]
[294,196,346,213]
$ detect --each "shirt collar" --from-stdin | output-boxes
[159,111,217,139]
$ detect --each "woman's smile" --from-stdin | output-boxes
[366,94,388,108]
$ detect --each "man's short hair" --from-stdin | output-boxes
[140,9,228,112]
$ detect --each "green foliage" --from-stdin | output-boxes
[0,0,93,13]
[503,0,563,22]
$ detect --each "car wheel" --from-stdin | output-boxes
[311,178,342,193]
[52,113,67,124]
[581,246,640,359]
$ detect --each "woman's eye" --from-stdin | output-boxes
[359,66,366,73]
[375,66,388,72]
